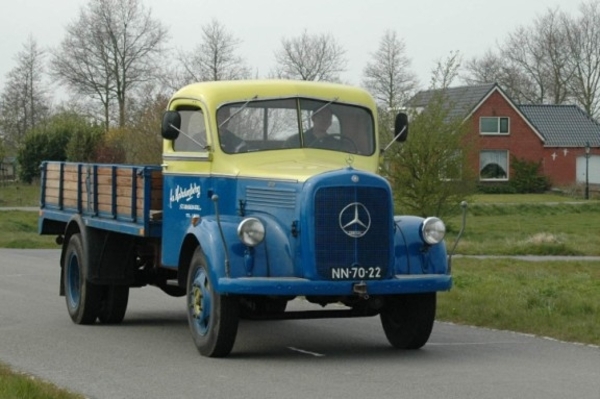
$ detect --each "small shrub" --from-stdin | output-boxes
[509,157,551,193]
[476,182,517,194]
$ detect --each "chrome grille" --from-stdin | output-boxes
[314,186,391,279]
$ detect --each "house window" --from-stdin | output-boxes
[480,150,508,180]
[480,117,509,135]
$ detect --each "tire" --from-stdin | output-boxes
[186,248,239,357]
[98,285,129,324]
[380,293,436,350]
[63,233,101,324]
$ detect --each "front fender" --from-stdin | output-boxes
[393,215,449,275]
[190,214,294,293]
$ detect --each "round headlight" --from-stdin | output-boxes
[421,217,446,245]
[237,218,265,247]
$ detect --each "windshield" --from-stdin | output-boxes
[216,98,375,155]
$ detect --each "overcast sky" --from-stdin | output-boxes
[0,0,585,97]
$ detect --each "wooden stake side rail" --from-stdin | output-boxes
[39,161,163,237]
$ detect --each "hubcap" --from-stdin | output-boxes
[189,269,211,335]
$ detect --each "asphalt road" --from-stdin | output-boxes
[1,249,599,399]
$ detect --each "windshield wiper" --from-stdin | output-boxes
[218,95,259,128]
[311,97,339,117]
[168,123,208,149]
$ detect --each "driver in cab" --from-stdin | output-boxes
[284,106,354,152]
[304,106,333,147]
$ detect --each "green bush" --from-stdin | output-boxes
[509,156,551,193]
[66,125,104,162]
[476,182,517,194]
[476,158,551,194]
[17,112,105,183]
[17,130,70,183]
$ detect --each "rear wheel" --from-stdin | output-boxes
[380,293,436,349]
[63,233,101,324]
[98,285,129,324]
[186,248,239,357]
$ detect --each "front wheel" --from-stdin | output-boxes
[63,233,101,324]
[186,248,239,357]
[380,293,436,350]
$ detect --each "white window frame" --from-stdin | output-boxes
[480,117,510,135]
[479,150,509,181]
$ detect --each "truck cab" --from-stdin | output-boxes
[160,80,451,356]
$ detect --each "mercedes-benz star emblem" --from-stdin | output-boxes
[339,202,371,238]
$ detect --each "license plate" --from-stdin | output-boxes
[330,266,382,280]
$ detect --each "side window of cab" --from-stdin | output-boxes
[173,107,207,152]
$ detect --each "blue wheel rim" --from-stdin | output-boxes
[190,268,212,336]
[67,253,81,309]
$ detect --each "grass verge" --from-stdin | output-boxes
[0,363,84,399]
[438,257,600,346]
[0,211,57,249]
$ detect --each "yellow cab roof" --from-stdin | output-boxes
[166,80,381,181]
[169,79,378,111]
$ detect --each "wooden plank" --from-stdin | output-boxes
[46,169,86,183]
[44,188,64,199]
[43,163,163,214]
[44,195,60,206]
[45,163,62,172]
[43,180,80,191]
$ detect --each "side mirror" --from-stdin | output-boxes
[394,113,409,142]
[161,111,181,140]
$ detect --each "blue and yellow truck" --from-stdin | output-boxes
[39,80,462,357]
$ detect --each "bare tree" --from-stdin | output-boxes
[273,30,347,82]
[463,50,524,101]
[176,19,251,84]
[430,50,462,90]
[0,36,50,153]
[502,25,553,103]
[51,0,168,129]
[51,6,114,129]
[565,0,600,118]
[463,50,504,85]
[120,89,166,164]
[362,30,417,111]
[464,8,573,106]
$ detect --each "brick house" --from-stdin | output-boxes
[409,83,600,188]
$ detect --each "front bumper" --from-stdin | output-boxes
[217,274,452,296]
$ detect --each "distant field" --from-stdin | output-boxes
[0,182,40,207]
[444,199,600,256]
[470,193,582,204]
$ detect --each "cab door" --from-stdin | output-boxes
[161,101,213,267]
